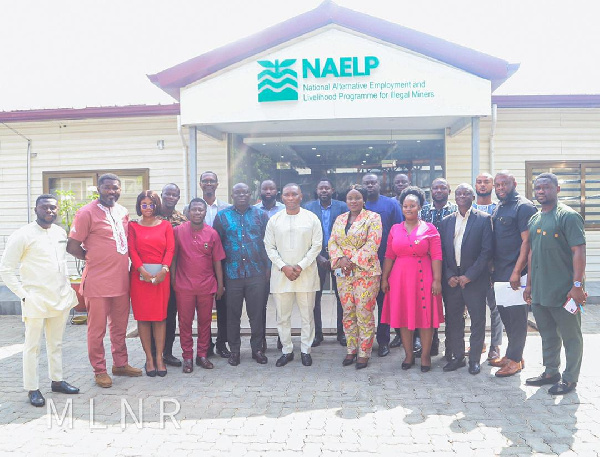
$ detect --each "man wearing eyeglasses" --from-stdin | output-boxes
[199,171,232,359]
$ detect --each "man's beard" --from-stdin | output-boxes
[476,190,492,197]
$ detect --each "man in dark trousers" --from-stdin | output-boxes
[524,173,586,395]
[304,179,348,347]
[490,171,537,377]
[440,184,493,375]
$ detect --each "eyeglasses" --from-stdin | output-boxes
[141,203,156,209]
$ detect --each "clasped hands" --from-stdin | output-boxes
[139,267,167,285]
[447,275,471,289]
[282,265,303,281]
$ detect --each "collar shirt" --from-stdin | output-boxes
[159,209,187,227]
[205,199,231,227]
[528,203,586,307]
[264,208,323,293]
[213,206,270,279]
[472,202,497,215]
[365,195,404,262]
[492,191,537,282]
[0,223,77,318]
[421,201,457,230]
[69,201,130,298]
[254,200,285,218]
[454,208,471,267]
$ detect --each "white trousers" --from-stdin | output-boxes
[23,309,70,391]
[273,292,316,355]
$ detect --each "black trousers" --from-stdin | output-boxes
[498,304,528,362]
[226,276,268,353]
[314,262,344,338]
[442,283,487,362]
[376,291,390,346]
[209,293,228,347]
[151,285,178,357]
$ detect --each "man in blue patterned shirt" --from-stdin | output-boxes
[213,183,271,366]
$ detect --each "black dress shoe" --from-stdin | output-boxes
[156,368,167,377]
[252,350,268,364]
[356,357,368,370]
[276,353,294,367]
[548,381,577,395]
[197,356,214,369]
[228,352,240,366]
[378,344,390,357]
[389,333,402,348]
[401,360,415,370]
[311,335,324,347]
[163,354,182,367]
[342,354,357,366]
[215,344,231,358]
[468,361,481,375]
[277,337,283,350]
[338,335,347,347]
[301,352,312,366]
[526,372,561,386]
[28,390,45,407]
[443,357,466,372]
[51,381,80,394]
[420,365,431,373]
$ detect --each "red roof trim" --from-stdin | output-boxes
[148,1,518,99]
[0,104,180,123]
[492,94,600,108]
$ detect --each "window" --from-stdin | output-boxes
[526,161,600,229]
[43,169,149,221]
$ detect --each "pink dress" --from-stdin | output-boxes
[381,221,444,329]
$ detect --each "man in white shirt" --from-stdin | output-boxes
[0,195,80,407]
[264,184,322,367]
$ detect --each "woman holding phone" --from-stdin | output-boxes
[328,186,382,369]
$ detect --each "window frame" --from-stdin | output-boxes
[43,168,150,195]
[525,160,599,230]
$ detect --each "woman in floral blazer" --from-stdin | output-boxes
[328,186,382,369]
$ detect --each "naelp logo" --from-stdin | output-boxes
[257,59,298,103]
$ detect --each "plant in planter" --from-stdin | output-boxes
[56,189,98,319]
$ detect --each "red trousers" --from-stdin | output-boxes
[85,295,130,375]
[176,292,214,360]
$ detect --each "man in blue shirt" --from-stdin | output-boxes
[362,173,404,357]
[254,180,285,218]
[213,183,271,366]
[304,179,348,347]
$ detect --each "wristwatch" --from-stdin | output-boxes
[573,281,583,288]
[162,265,170,272]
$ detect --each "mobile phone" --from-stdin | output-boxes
[563,298,578,314]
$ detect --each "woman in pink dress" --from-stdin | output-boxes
[129,191,174,377]
[381,186,443,372]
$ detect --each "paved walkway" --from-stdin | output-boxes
[0,304,599,456]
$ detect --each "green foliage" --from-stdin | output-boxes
[55,189,98,233]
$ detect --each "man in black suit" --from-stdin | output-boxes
[304,179,348,347]
[440,184,493,375]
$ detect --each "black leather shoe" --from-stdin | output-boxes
[51,381,80,394]
[215,344,231,359]
[163,354,182,367]
[228,352,240,366]
[252,350,268,364]
[276,353,294,367]
[197,356,214,369]
[342,354,357,366]
[356,357,368,370]
[526,372,561,386]
[401,360,415,370]
[378,344,390,357]
[548,381,577,395]
[28,390,45,407]
[277,337,283,350]
[301,352,312,366]
[443,357,466,372]
[311,335,324,347]
[338,335,347,347]
[145,363,157,377]
[390,333,402,348]
[468,361,481,375]
[420,365,431,373]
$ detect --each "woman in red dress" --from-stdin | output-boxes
[381,186,443,372]
[128,191,174,377]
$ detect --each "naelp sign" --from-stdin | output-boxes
[258,56,379,102]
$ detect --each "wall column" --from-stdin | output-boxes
[188,126,197,200]
[471,117,480,184]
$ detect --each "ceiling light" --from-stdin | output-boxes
[365,153,370,157]
[280,155,284,158]
[316,154,321,157]
[368,146,373,149]
[416,140,421,143]
[311,147,317,150]
[262,143,266,146]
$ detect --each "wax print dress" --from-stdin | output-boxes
[128,220,175,321]
[381,221,444,329]
[328,209,382,358]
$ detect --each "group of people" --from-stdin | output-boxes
[0,168,586,407]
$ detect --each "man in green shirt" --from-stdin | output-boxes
[524,173,586,395]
